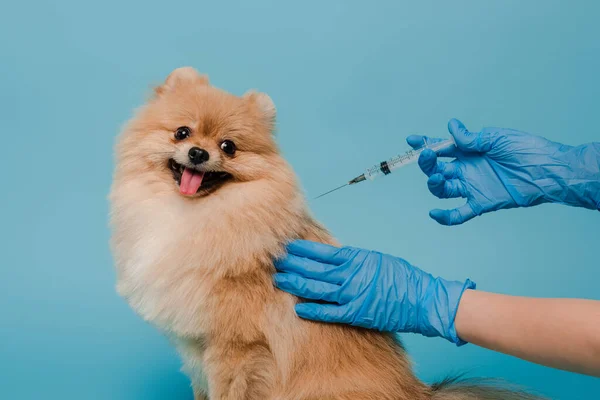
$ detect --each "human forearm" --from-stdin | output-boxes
[455,290,600,376]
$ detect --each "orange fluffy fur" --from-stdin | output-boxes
[109,68,540,400]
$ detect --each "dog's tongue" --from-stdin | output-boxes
[180,168,205,195]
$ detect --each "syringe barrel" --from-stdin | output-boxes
[424,137,456,153]
[363,137,455,181]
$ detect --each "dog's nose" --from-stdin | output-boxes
[188,147,210,165]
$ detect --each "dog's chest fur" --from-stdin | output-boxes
[111,179,305,337]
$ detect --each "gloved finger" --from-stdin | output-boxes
[427,174,467,199]
[418,149,438,177]
[448,118,493,153]
[274,273,343,303]
[274,254,350,284]
[286,240,358,265]
[295,303,351,324]
[407,135,457,157]
[418,153,462,179]
[429,203,477,226]
[440,161,461,179]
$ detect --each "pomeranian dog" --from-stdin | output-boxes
[110,67,540,400]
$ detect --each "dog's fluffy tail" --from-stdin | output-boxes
[430,376,546,400]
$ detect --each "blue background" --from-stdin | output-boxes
[1,1,598,399]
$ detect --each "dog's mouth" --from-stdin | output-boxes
[168,159,232,196]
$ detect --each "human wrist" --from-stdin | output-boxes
[417,275,476,345]
[453,288,479,345]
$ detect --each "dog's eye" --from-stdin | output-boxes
[220,140,236,155]
[174,126,191,141]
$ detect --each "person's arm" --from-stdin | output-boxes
[406,119,600,225]
[274,240,600,377]
[455,290,600,377]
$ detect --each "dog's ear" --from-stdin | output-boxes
[243,90,276,133]
[155,67,209,96]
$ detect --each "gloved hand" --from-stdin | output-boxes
[407,119,600,225]
[274,240,475,345]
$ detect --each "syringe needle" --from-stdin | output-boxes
[314,183,348,200]
[313,138,455,200]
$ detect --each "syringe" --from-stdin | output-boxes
[314,137,456,199]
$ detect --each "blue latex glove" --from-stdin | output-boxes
[407,119,600,225]
[274,240,475,345]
